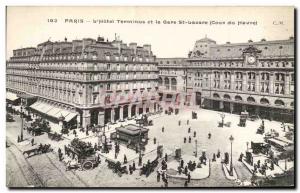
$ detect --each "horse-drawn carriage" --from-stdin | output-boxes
[48,132,63,141]
[65,138,100,170]
[23,144,53,158]
[27,118,51,136]
[105,159,128,177]
[139,157,159,177]
[135,114,153,126]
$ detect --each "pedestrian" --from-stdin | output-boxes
[188,127,191,133]
[178,120,181,126]
[86,128,89,136]
[162,126,164,132]
[187,172,191,183]
[73,129,77,137]
[184,166,188,175]
[184,180,188,187]
[17,135,20,143]
[193,131,196,137]
[31,138,34,146]
[94,143,98,151]
[165,153,168,162]
[58,148,62,155]
[187,120,189,125]
[188,136,191,143]
[124,154,127,164]
[212,153,216,162]
[129,165,133,175]
[217,149,220,158]
[180,159,184,168]
[132,161,136,171]
[153,137,156,144]
[184,137,186,143]
[165,179,168,187]
[157,171,160,182]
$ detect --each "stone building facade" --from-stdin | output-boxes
[6,36,160,128]
[187,37,295,122]
[157,58,187,108]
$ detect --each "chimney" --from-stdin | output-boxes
[129,43,137,54]
[143,44,151,55]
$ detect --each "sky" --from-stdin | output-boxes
[6,6,294,58]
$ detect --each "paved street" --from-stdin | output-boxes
[6,106,288,187]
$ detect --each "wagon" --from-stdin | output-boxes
[139,157,159,177]
[106,159,128,177]
[47,132,63,141]
[23,144,53,158]
[65,139,100,170]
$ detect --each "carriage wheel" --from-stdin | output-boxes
[82,161,94,170]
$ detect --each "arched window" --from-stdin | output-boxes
[247,96,255,103]
[165,78,170,89]
[224,94,231,100]
[275,99,284,106]
[235,95,243,101]
[171,78,177,91]
[158,77,162,86]
[213,93,220,98]
[260,98,269,105]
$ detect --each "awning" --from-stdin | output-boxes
[30,101,77,122]
[47,107,62,117]
[64,112,77,122]
[6,92,19,101]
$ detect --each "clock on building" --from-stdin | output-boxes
[247,56,256,64]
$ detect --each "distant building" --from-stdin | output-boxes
[6,36,160,128]
[156,58,187,108]
[158,36,294,122]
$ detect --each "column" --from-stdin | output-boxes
[242,104,247,112]
[220,101,224,110]
[128,104,132,118]
[150,102,154,113]
[242,72,247,92]
[98,111,105,127]
[230,103,234,114]
[219,71,224,89]
[111,108,115,123]
[120,106,124,121]
[255,106,260,116]
[255,72,260,93]
[76,112,81,128]
[143,103,147,114]
[136,105,139,116]
[82,110,91,128]
[284,73,290,95]
[269,73,274,94]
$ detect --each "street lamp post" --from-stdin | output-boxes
[138,121,142,166]
[195,139,198,157]
[20,105,24,142]
[229,135,234,176]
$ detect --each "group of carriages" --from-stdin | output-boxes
[23,143,53,158]
[26,117,51,136]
